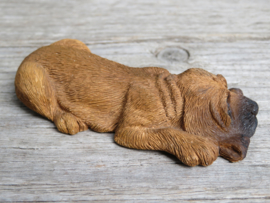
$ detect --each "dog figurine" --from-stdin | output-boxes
[15,39,259,166]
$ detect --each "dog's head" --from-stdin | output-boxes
[177,68,258,162]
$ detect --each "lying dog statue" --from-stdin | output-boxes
[15,39,259,166]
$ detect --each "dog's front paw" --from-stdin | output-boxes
[176,137,219,167]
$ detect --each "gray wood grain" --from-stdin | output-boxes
[0,0,270,202]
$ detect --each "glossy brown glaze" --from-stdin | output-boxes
[15,39,258,166]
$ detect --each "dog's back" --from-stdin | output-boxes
[15,39,169,133]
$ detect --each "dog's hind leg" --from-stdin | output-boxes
[15,61,57,121]
[15,61,88,135]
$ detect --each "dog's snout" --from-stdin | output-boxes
[248,99,259,116]
[241,98,258,138]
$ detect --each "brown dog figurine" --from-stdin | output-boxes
[15,39,259,166]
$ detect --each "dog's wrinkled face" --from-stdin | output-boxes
[220,88,258,162]
[177,68,258,162]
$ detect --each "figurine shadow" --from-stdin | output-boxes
[114,141,190,167]
[12,92,44,119]
[12,92,57,130]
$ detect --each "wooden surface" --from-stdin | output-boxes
[0,0,270,202]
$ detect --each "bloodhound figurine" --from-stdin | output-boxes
[15,39,259,166]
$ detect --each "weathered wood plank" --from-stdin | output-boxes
[0,0,270,202]
[1,0,270,47]
[0,42,269,201]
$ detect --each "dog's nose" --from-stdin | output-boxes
[248,99,259,116]
[229,88,243,96]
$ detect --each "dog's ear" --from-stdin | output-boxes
[219,135,250,162]
[214,74,228,88]
[210,90,231,130]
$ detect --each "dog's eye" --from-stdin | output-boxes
[227,93,233,118]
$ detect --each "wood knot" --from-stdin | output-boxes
[157,47,189,63]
